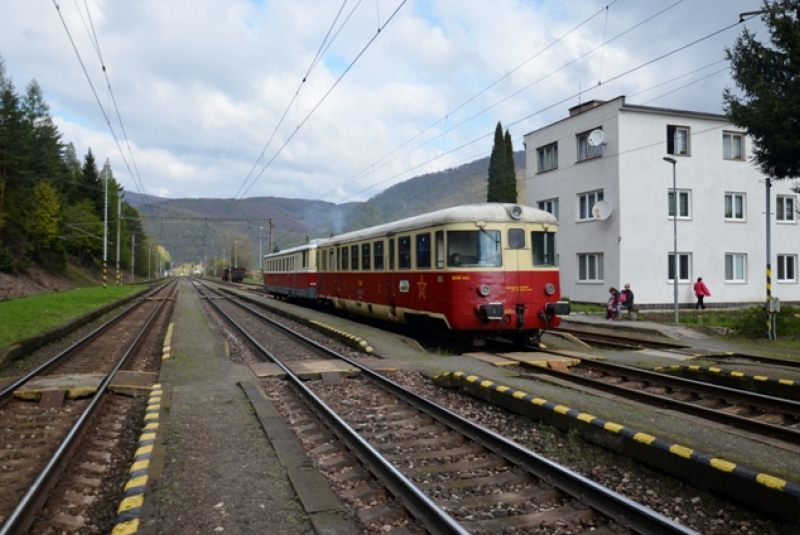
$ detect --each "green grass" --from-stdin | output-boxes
[0,285,145,347]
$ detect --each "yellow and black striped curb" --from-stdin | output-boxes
[654,364,800,401]
[434,371,800,522]
[162,323,174,360]
[309,320,373,354]
[110,383,162,534]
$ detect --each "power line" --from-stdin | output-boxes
[225,0,409,216]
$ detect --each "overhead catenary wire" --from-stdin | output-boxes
[52,0,157,227]
[230,0,409,208]
[272,5,762,246]
[225,0,390,215]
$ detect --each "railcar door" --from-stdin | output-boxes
[385,238,396,318]
[506,227,529,332]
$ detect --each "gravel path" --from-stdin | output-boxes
[146,282,315,534]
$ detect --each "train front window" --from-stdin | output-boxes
[446,230,501,267]
[508,229,525,249]
[532,231,557,267]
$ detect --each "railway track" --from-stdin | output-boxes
[521,357,800,446]
[0,279,177,534]
[196,280,694,534]
[549,327,688,351]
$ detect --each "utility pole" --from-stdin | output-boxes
[269,218,273,254]
[103,164,108,289]
[148,245,151,281]
[235,239,238,268]
[131,233,135,284]
[116,197,121,285]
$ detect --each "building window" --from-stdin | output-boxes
[725,253,747,282]
[777,196,796,222]
[578,253,603,282]
[538,199,559,221]
[667,253,691,282]
[577,129,603,161]
[724,193,745,220]
[578,191,603,221]
[777,255,797,282]
[667,125,690,155]
[668,189,691,219]
[537,143,558,172]
[723,132,744,160]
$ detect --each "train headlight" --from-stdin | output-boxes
[478,284,491,297]
[544,283,556,295]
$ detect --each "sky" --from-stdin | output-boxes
[0,0,769,204]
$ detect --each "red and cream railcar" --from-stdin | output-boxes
[263,241,319,300]
[313,203,569,345]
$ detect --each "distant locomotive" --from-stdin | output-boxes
[263,203,569,346]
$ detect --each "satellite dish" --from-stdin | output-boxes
[592,200,612,220]
[588,129,605,147]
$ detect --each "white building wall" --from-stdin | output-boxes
[526,97,800,307]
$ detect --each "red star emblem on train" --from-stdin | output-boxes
[417,275,427,300]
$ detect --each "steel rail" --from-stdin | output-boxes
[0,281,176,535]
[0,279,174,405]
[526,358,800,444]
[552,327,688,349]
[206,285,695,535]
[201,291,470,535]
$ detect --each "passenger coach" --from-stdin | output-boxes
[264,203,569,346]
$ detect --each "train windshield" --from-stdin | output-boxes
[532,231,557,267]
[447,230,501,267]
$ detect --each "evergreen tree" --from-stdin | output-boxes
[62,142,83,203]
[503,130,518,202]
[487,122,507,202]
[28,181,61,251]
[23,80,65,182]
[724,1,800,180]
[81,149,104,217]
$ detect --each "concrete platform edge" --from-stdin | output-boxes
[239,380,359,535]
[434,371,800,524]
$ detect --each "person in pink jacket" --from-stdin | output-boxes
[694,277,711,309]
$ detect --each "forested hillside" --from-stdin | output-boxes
[130,151,525,268]
[0,56,156,276]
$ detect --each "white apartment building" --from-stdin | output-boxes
[524,96,799,308]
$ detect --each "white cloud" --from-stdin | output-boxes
[1,0,766,201]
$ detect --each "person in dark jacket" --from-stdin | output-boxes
[619,283,634,315]
[693,277,711,309]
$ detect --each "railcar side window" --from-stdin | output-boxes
[435,230,444,268]
[508,229,525,249]
[328,250,335,271]
[416,233,431,269]
[532,231,557,266]
[341,246,349,271]
[351,245,359,270]
[398,236,411,270]
[362,243,371,270]
[389,238,395,270]
[446,230,501,267]
[374,241,384,270]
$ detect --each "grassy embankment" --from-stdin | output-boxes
[0,286,144,347]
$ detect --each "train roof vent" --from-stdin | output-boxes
[507,205,524,220]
